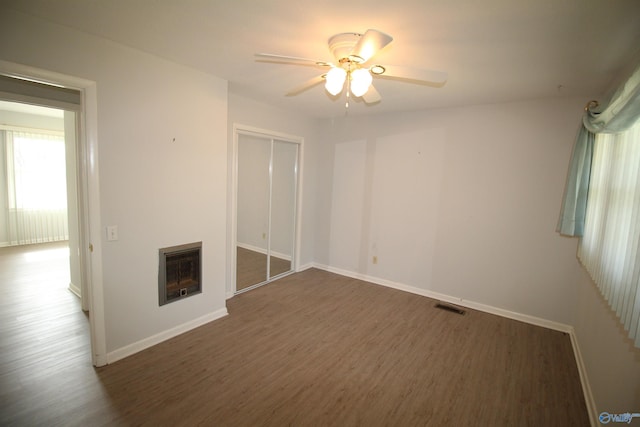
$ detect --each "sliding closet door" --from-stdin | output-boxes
[235,130,300,293]
[236,134,270,289]
[269,140,298,279]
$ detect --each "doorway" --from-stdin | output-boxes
[0,99,89,362]
[232,125,302,294]
[0,62,106,366]
[0,100,83,301]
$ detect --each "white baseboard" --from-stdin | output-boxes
[567,328,599,427]
[312,263,572,332]
[297,262,315,272]
[68,281,81,298]
[310,262,597,425]
[106,307,228,364]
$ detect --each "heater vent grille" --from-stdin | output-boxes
[159,242,202,306]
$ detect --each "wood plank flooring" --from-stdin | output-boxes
[1,249,590,426]
[0,242,108,426]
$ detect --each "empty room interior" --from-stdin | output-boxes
[1,1,640,425]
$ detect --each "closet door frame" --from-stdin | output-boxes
[230,123,303,296]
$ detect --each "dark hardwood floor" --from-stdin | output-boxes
[1,246,590,426]
[0,242,105,426]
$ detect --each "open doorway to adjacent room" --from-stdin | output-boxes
[0,90,93,375]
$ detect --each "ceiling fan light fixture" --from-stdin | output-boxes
[350,68,372,97]
[259,29,447,108]
[325,67,347,96]
[370,64,386,75]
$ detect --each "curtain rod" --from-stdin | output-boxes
[584,100,599,112]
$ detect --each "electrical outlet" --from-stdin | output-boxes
[372,256,378,264]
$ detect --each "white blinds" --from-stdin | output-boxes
[579,120,640,347]
[4,129,69,245]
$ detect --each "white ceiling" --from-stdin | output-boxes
[5,0,640,118]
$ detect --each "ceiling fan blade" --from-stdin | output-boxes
[255,53,332,67]
[350,29,393,63]
[361,84,381,104]
[286,75,326,96]
[374,64,448,86]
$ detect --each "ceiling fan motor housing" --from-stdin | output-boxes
[328,32,362,62]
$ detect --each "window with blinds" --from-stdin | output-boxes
[579,120,640,347]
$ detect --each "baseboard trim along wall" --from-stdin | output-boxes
[106,307,228,364]
[568,329,599,427]
[310,262,598,426]
[68,281,81,298]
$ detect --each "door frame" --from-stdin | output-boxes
[0,60,107,366]
[229,123,304,297]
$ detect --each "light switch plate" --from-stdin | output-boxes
[106,225,118,241]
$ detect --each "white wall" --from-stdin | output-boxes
[316,98,586,325]
[0,10,229,354]
[573,268,640,415]
[327,138,368,272]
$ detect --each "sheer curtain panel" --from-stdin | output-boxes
[4,129,69,245]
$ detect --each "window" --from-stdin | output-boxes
[2,128,68,244]
[579,120,640,346]
[7,131,67,209]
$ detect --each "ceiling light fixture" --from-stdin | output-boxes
[257,28,449,110]
[324,58,373,101]
[325,67,347,95]
[350,68,372,97]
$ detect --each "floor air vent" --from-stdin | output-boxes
[435,302,466,315]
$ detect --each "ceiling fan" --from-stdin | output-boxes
[256,29,447,108]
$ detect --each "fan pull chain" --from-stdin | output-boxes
[345,68,351,112]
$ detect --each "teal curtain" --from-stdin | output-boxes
[557,63,640,237]
[556,125,594,236]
